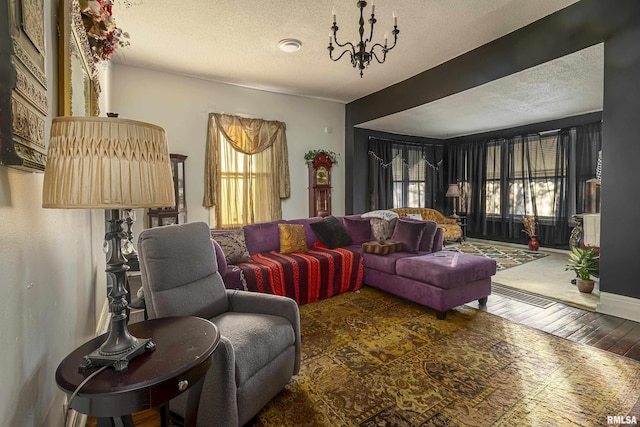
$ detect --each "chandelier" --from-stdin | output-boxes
[328,1,399,77]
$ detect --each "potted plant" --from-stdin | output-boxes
[304,149,339,165]
[565,246,599,293]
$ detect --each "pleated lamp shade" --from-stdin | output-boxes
[43,117,175,209]
[445,184,461,198]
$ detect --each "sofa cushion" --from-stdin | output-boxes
[362,251,411,275]
[278,224,309,254]
[390,219,426,253]
[342,217,372,245]
[244,220,285,255]
[210,229,251,264]
[310,216,353,249]
[396,252,497,290]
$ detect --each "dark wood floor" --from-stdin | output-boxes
[470,292,640,361]
[86,291,640,427]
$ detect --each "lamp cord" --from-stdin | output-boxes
[62,364,111,425]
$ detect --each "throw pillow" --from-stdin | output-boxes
[406,213,423,220]
[361,209,399,221]
[370,217,397,242]
[390,218,427,253]
[343,217,372,245]
[211,239,228,276]
[210,229,251,264]
[400,217,439,252]
[278,224,309,254]
[310,215,353,249]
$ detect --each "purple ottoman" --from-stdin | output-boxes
[395,252,496,319]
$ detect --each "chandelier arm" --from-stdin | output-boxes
[385,27,400,51]
[330,49,356,63]
[331,35,354,49]
[367,14,376,45]
[369,48,387,64]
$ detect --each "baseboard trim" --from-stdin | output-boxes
[597,292,640,322]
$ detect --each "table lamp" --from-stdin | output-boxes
[445,183,461,218]
[43,116,175,371]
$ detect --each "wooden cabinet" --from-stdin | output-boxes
[147,154,187,227]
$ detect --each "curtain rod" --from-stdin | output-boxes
[368,136,441,148]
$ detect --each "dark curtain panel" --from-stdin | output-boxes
[449,122,601,248]
[574,123,602,213]
[423,144,445,211]
[367,138,394,210]
[448,140,488,235]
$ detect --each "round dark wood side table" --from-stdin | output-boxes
[56,317,220,427]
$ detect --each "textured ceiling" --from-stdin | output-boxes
[358,43,604,138]
[112,0,580,103]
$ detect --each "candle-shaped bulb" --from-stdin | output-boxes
[332,7,336,22]
[384,32,388,45]
[393,11,397,26]
[371,1,375,15]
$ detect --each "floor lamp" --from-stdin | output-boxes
[43,116,175,371]
[446,183,461,219]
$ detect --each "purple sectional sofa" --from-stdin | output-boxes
[211,214,495,319]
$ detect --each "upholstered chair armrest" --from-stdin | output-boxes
[441,217,458,225]
[225,290,302,373]
[172,334,239,427]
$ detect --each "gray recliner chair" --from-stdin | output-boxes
[137,221,301,427]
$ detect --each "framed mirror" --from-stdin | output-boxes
[58,0,100,117]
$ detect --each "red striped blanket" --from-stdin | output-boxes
[237,247,364,305]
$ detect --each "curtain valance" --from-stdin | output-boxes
[213,113,286,155]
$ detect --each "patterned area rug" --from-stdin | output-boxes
[446,242,548,271]
[251,287,640,426]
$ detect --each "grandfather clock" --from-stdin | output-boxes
[308,152,333,217]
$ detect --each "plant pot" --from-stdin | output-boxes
[576,278,595,293]
[528,236,540,251]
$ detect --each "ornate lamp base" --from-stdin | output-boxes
[81,210,154,372]
[81,338,155,372]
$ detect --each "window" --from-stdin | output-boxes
[485,134,563,218]
[204,113,290,229]
[485,143,501,216]
[392,146,427,208]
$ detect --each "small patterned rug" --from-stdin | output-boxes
[251,287,640,426]
[446,241,548,271]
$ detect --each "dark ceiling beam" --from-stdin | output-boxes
[346,0,633,126]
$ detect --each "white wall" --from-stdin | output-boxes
[110,65,346,225]
[0,1,105,426]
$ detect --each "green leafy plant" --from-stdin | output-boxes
[565,246,599,280]
[304,149,339,165]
